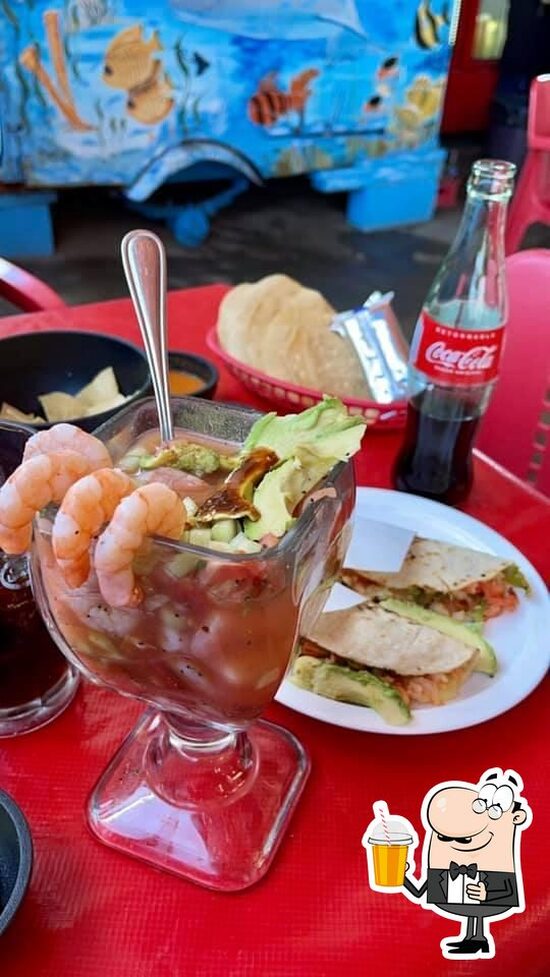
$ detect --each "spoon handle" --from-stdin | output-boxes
[121,229,173,443]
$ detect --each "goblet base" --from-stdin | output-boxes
[87,710,310,891]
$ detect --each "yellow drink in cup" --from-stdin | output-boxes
[371,838,409,887]
[362,817,413,889]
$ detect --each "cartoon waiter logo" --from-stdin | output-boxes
[362,768,532,959]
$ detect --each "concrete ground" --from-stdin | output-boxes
[4,177,550,338]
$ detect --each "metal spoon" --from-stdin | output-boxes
[121,229,173,443]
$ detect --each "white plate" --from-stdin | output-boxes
[276,488,550,735]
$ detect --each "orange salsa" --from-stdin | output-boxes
[168,369,204,396]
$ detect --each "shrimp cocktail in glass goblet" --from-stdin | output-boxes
[0,396,363,890]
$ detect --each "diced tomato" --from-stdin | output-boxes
[299,638,331,659]
[459,577,519,619]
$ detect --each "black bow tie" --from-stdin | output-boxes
[449,861,478,881]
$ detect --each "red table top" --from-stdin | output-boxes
[1,287,549,977]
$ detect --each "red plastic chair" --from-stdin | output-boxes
[477,250,550,496]
[506,75,550,254]
[0,257,66,313]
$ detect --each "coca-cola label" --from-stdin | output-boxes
[413,313,505,385]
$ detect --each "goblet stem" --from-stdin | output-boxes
[144,712,256,810]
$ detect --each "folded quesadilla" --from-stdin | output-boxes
[340,537,529,621]
[291,597,497,726]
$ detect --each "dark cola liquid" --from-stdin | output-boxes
[393,397,480,505]
[0,554,68,709]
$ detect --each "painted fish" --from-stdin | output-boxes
[248,69,319,127]
[415,1,449,50]
[103,25,162,91]
[363,94,383,115]
[127,62,174,125]
[376,56,399,82]
[375,55,400,99]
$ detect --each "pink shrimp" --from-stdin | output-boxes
[138,466,213,503]
[94,482,186,608]
[52,468,136,588]
[0,452,97,554]
[23,422,112,469]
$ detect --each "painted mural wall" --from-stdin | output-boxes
[0,1,452,197]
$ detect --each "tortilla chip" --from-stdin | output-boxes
[38,367,130,422]
[0,402,45,425]
[218,275,301,363]
[77,367,120,408]
[216,275,371,399]
[39,391,82,422]
[83,393,126,418]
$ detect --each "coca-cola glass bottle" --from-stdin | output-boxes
[393,159,516,505]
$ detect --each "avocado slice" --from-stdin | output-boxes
[381,598,498,677]
[290,655,411,726]
[242,398,366,540]
[291,654,322,690]
[244,396,365,462]
[245,453,330,541]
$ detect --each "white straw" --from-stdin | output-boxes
[377,804,392,845]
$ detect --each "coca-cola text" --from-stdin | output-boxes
[414,313,504,385]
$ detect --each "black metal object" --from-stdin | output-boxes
[0,788,33,935]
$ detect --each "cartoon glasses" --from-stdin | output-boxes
[472,782,515,820]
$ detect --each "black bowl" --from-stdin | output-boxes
[0,789,32,936]
[0,331,150,432]
[168,351,219,400]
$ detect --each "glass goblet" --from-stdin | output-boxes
[30,398,355,890]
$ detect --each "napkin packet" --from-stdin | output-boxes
[331,291,409,404]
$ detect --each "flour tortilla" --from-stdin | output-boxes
[341,537,514,595]
[307,600,476,675]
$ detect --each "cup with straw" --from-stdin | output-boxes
[362,802,413,889]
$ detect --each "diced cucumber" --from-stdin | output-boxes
[160,606,186,630]
[118,451,142,474]
[183,496,198,519]
[230,532,263,554]
[211,519,238,543]
[167,551,199,578]
[186,527,213,548]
